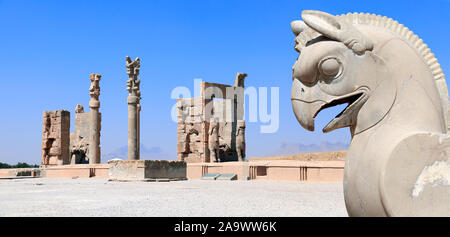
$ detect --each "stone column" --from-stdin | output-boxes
[89,73,101,164]
[126,56,141,161]
[137,104,141,159]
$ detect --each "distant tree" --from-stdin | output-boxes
[15,163,33,168]
[0,162,12,168]
[0,162,39,169]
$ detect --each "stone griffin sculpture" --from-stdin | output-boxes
[290,10,450,216]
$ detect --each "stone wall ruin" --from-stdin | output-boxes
[42,74,102,166]
[41,110,70,166]
[69,104,102,164]
[177,73,247,163]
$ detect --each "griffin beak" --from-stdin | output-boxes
[291,78,326,131]
[291,78,368,133]
[291,99,325,131]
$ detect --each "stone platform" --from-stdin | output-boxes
[187,160,345,182]
[43,164,109,178]
[0,164,109,179]
[0,160,343,182]
[0,168,42,178]
[108,160,186,181]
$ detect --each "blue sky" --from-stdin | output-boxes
[0,0,449,164]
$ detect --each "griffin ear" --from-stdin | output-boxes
[291,20,306,36]
[301,10,342,41]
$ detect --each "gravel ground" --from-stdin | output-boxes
[0,178,347,217]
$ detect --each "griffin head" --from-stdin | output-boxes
[291,10,395,134]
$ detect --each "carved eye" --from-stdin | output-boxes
[319,57,341,78]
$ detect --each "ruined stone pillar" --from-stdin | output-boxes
[126,56,141,161]
[41,110,70,166]
[89,73,101,164]
[137,104,141,159]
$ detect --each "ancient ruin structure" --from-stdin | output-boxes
[235,120,246,162]
[70,108,102,165]
[69,74,102,165]
[126,56,141,161]
[88,73,101,164]
[41,73,102,166]
[208,118,219,162]
[70,105,89,164]
[290,10,450,216]
[177,73,247,163]
[41,110,70,166]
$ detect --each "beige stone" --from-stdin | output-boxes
[43,164,109,178]
[290,10,450,216]
[108,160,186,181]
[41,110,70,166]
[186,160,344,182]
[69,73,102,165]
[176,74,247,163]
[70,108,102,164]
[88,73,101,164]
[126,56,141,161]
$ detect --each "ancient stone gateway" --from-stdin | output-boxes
[69,74,102,165]
[42,73,102,166]
[290,10,450,216]
[177,73,247,163]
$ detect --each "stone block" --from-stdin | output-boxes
[201,173,220,180]
[216,173,237,180]
[108,160,187,181]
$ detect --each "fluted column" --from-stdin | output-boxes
[89,73,101,164]
[126,56,141,161]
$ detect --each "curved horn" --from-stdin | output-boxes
[302,10,341,39]
[301,10,373,55]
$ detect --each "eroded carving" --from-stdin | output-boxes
[176,73,247,163]
[126,56,141,161]
[236,120,245,162]
[208,119,219,163]
[69,74,102,165]
[41,110,70,166]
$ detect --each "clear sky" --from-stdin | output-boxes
[0,0,449,164]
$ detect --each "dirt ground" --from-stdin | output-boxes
[0,178,347,217]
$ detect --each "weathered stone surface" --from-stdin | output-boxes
[201,173,220,180]
[69,73,102,165]
[126,56,141,161]
[108,160,186,181]
[89,73,101,164]
[0,168,43,178]
[216,173,237,180]
[42,110,70,166]
[236,121,245,162]
[208,119,219,163]
[70,109,102,164]
[290,10,450,216]
[176,74,247,163]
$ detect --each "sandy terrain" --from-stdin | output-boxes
[0,178,347,217]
